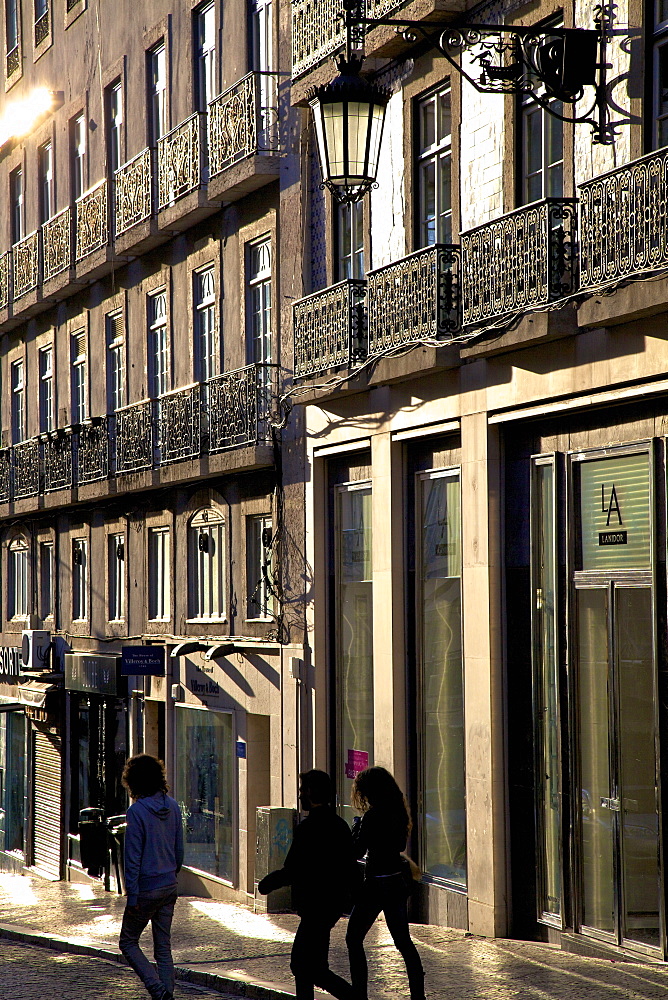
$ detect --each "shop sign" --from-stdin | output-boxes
[580,453,651,570]
[121,646,165,676]
[345,749,369,779]
[0,647,21,679]
[65,653,119,695]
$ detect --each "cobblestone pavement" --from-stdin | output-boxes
[0,939,228,1000]
[3,873,668,998]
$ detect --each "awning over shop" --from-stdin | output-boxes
[17,681,59,709]
[0,699,22,712]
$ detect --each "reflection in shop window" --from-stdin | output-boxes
[334,483,373,824]
[174,706,234,881]
[418,470,465,887]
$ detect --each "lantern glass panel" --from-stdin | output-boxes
[323,102,347,180]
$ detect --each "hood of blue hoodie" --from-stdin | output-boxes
[136,791,171,819]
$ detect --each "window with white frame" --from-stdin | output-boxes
[519,93,563,204]
[148,526,170,621]
[336,201,364,281]
[149,42,167,144]
[107,80,123,175]
[195,3,216,112]
[72,537,88,620]
[194,268,218,383]
[39,142,54,224]
[11,359,25,444]
[71,331,88,424]
[108,533,125,621]
[10,166,23,245]
[246,514,274,619]
[148,290,169,398]
[188,507,226,620]
[247,238,272,365]
[417,85,452,247]
[72,113,86,200]
[106,312,125,412]
[39,346,54,433]
[39,540,54,620]
[8,537,29,619]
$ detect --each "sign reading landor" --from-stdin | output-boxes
[580,453,651,571]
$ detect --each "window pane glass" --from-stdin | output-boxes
[174,707,234,881]
[336,485,373,824]
[533,461,561,918]
[0,712,26,854]
[421,161,436,246]
[419,473,465,886]
[420,99,435,149]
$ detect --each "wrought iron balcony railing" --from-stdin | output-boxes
[207,364,270,452]
[157,384,200,464]
[115,399,154,474]
[461,198,577,326]
[157,113,206,211]
[77,417,109,484]
[579,147,668,289]
[208,73,279,178]
[6,45,19,78]
[294,279,367,378]
[0,450,10,502]
[42,430,74,492]
[42,207,72,281]
[13,439,40,498]
[12,231,40,299]
[115,147,153,237]
[76,180,109,261]
[367,245,461,354]
[292,0,346,77]
[0,251,11,309]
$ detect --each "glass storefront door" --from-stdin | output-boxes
[576,584,661,950]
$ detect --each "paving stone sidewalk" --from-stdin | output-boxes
[2,872,668,999]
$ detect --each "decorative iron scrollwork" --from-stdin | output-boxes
[43,207,71,281]
[13,439,40,498]
[76,180,108,261]
[0,252,11,310]
[293,278,367,378]
[12,231,40,299]
[0,451,11,503]
[115,148,152,237]
[461,197,577,326]
[42,431,74,492]
[115,400,153,473]
[34,9,49,46]
[77,418,109,484]
[157,114,203,210]
[206,365,265,452]
[579,147,668,289]
[158,387,200,464]
[6,45,19,78]
[292,0,347,77]
[367,244,461,354]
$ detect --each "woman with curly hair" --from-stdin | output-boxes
[346,766,425,1000]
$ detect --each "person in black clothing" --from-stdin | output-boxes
[346,766,425,1000]
[257,769,355,1000]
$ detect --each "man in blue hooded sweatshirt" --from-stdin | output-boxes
[119,754,184,1000]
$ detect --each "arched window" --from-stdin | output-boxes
[8,536,29,619]
[188,507,226,620]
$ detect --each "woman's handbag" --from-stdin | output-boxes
[399,854,421,893]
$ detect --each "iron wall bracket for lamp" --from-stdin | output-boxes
[341,0,618,145]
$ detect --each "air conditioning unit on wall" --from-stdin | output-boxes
[21,630,51,673]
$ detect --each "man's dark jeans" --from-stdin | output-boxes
[290,909,353,1000]
[119,884,178,999]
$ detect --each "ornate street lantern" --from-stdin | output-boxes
[308,56,391,204]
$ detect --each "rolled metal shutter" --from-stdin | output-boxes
[33,729,62,879]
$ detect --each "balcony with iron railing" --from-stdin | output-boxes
[12,231,40,303]
[460,198,578,327]
[157,112,218,230]
[579,146,668,291]
[367,244,461,353]
[114,147,155,253]
[207,72,280,202]
[1,366,274,508]
[42,206,72,287]
[293,278,367,379]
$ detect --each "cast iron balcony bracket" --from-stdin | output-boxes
[338,0,620,145]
